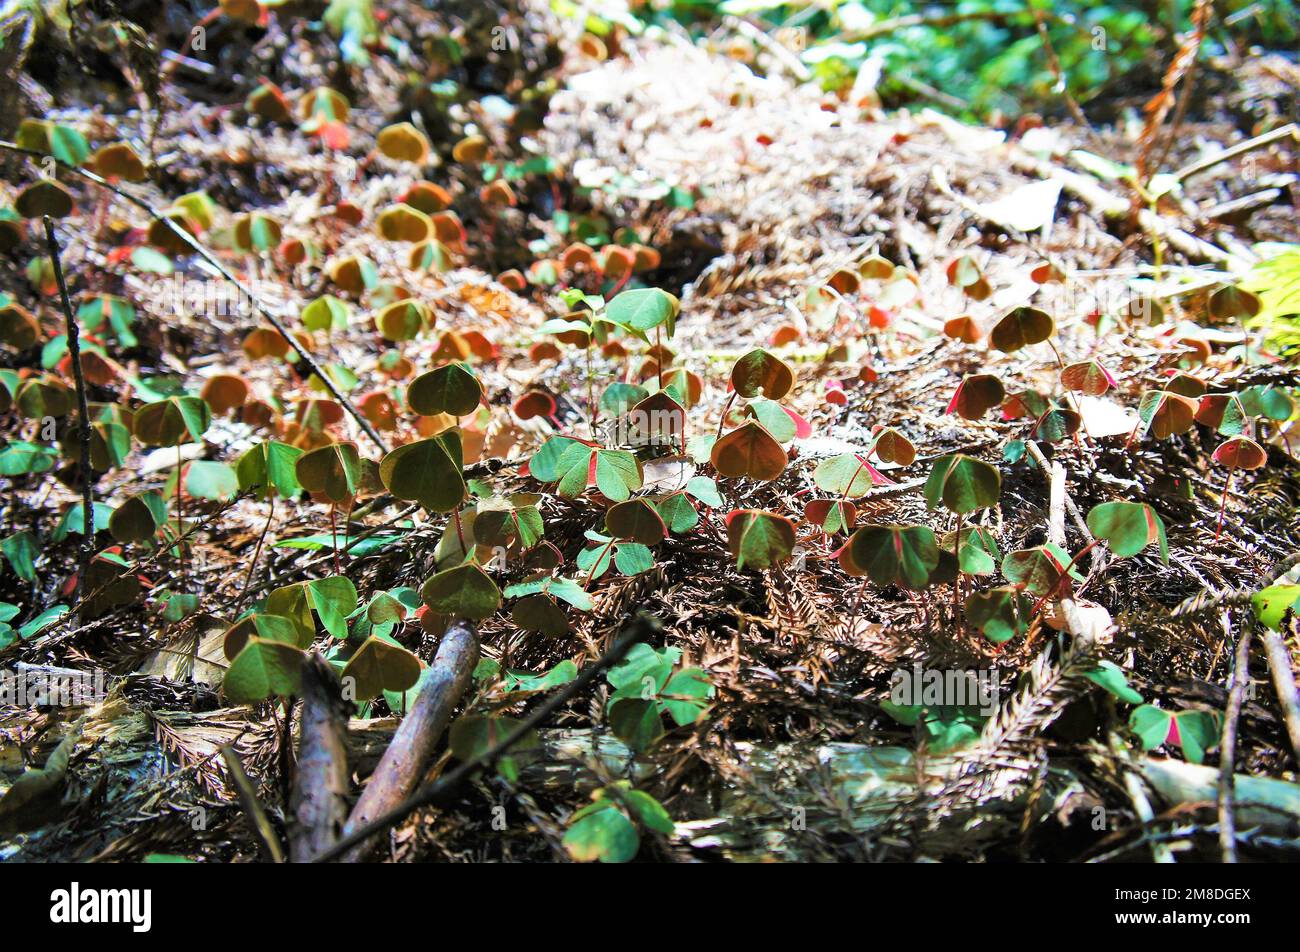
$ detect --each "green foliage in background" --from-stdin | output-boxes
[565,0,1299,119]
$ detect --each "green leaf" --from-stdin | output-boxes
[608,697,665,751]
[1,531,38,582]
[421,563,501,620]
[528,436,581,484]
[301,294,351,332]
[924,454,1001,515]
[266,575,359,643]
[379,432,466,512]
[813,453,886,498]
[655,492,699,533]
[449,714,539,781]
[844,524,939,589]
[18,605,69,640]
[746,398,796,442]
[175,460,239,501]
[1084,661,1143,705]
[407,362,483,417]
[964,586,1032,643]
[1001,543,1080,597]
[296,442,363,504]
[224,638,307,704]
[134,395,212,447]
[341,635,422,700]
[503,660,578,693]
[593,449,642,502]
[0,441,57,476]
[563,799,640,863]
[1086,500,1168,562]
[725,509,796,570]
[1251,585,1300,632]
[660,667,713,726]
[608,643,679,699]
[109,492,168,543]
[613,542,655,576]
[275,531,403,556]
[684,475,723,507]
[237,441,304,500]
[605,287,680,340]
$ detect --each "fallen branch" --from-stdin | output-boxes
[290,653,351,863]
[340,619,480,862]
[315,612,660,863]
[0,140,389,453]
[1218,610,1252,863]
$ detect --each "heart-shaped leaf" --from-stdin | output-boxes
[730,349,794,400]
[606,287,680,338]
[725,509,796,570]
[266,575,359,643]
[379,432,466,512]
[236,440,304,500]
[841,524,939,589]
[109,491,169,544]
[296,442,363,504]
[1138,390,1197,440]
[421,562,501,620]
[605,498,667,545]
[301,294,351,333]
[134,395,211,447]
[872,427,916,465]
[563,799,640,863]
[813,453,890,497]
[407,363,482,417]
[1060,360,1116,396]
[989,306,1054,353]
[711,421,787,481]
[223,638,306,703]
[924,454,1000,515]
[948,373,1005,420]
[341,635,422,700]
[1212,436,1267,471]
[1001,543,1081,597]
[964,586,1033,643]
[1086,501,1168,561]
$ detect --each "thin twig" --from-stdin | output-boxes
[42,217,94,613]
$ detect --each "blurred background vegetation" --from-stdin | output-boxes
[568,0,1299,121]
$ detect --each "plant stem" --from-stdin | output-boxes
[583,537,618,590]
[452,507,468,557]
[716,391,737,439]
[236,496,274,614]
[1216,466,1234,541]
[43,218,94,610]
[176,444,186,585]
[953,512,963,633]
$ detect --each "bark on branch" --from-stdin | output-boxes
[289,653,351,863]
[340,619,480,861]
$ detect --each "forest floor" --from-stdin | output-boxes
[1,1,1298,862]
